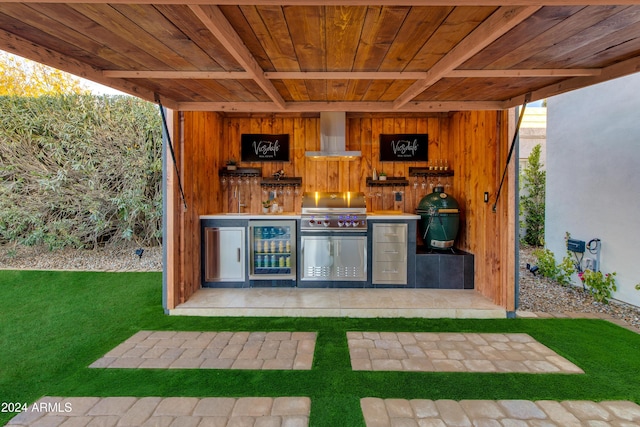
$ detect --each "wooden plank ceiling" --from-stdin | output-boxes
[1,1,640,112]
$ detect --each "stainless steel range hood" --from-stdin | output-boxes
[305,112,361,159]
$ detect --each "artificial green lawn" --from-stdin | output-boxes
[1,270,640,426]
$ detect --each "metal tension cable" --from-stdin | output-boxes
[155,94,188,210]
[492,92,531,213]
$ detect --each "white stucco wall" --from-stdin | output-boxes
[546,73,640,307]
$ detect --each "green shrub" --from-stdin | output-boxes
[581,270,617,304]
[520,144,546,246]
[533,246,576,286]
[0,94,162,249]
[533,248,560,279]
[556,254,576,286]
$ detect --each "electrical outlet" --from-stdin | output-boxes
[584,258,593,270]
[484,192,489,203]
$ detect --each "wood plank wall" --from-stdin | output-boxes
[166,110,515,312]
[448,110,514,310]
[166,111,223,308]
[219,114,450,214]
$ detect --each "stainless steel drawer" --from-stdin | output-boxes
[372,261,407,284]
[373,224,407,243]
[374,242,406,262]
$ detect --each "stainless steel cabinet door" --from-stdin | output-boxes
[204,227,245,281]
[301,235,366,281]
[333,237,367,280]
[301,236,332,280]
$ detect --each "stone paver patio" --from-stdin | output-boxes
[90,330,316,370]
[7,396,311,427]
[361,398,640,427]
[347,332,583,373]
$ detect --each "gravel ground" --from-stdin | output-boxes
[519,245,640,330]
[1,243,639,330]
[0,243,162,272]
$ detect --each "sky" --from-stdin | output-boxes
[82,79,128,96]
[2,50,128,96]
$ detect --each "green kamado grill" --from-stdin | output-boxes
[416,186,460,250]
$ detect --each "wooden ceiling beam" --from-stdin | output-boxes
[104,69,602,80]
[448,69,601,78]
[188,4,286,109]
[393,5,540,109]
[103,70,253,79]
[177,100,504,112]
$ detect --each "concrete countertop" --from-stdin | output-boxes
[200,213,300,220]
[201,212,420,220]
[367,212,420,220]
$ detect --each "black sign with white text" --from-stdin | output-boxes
[241,134,290,162]
[379,134,428,161]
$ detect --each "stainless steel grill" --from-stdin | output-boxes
[299,191,367,281]
[300,191,367,231]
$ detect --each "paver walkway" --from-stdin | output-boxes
[7,396,311,427]
[347,332,583,373]
[90,330,316,370]
[10,320,637,426]
[361,398,640,427]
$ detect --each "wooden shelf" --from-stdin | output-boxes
[219,167,262,176]
[408,167,454,177]
[366,177,409,187]
[260,177,302,186]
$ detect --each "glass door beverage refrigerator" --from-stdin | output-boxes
[248,220,296,281]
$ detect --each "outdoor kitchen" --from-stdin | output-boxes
[160,103,515,317]
[197,112,482,292]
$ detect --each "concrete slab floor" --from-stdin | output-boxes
[170,288,506,318]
